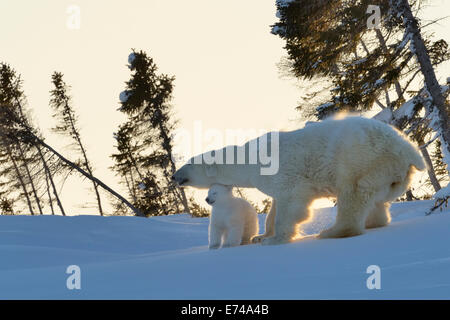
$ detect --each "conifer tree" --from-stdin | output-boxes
[390,0,450,178]
[272,0,450,196]
[432,140,449,186]
[113,50,190,216]
[0,142,34,213]
[0,101,145,217]
[0,63,66,215]
[50,72,104,215]
[0,195,14,215]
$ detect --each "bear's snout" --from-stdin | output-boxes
[205,197,215,205]
[172,174,189,186]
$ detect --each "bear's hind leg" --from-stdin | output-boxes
[319,188,374,239]
[262,189,314,245]
[241,215,259,245]
[365,202,391,229]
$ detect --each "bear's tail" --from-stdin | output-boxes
[407,145,426,171]
[388,145,425,201]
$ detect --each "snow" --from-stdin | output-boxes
[119,91,130,103]
[138,182,146,190]
[311,59,322,69]
[428,107,450,171]
[273,0,296,35]
[393,98,416,120]
[352,58,367,65]
[276,0,295,8]
[373,108,393,123]
[434,184,450,200]
[271,25,286,36]
[410,40,416,54]
[397,32,412,51]
[128,53,136,65]
[374,79,385,87]
[316,102,334,112]
[0,200,449,299]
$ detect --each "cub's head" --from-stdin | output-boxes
[172,157,219,189]
[205,184,233,205]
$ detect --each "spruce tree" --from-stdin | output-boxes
[0,196,14,215]
[50,72,104,215]
[272,0,450,197]
[0,142,34,214]
[0,63,66,215]
[113,50,190,216]
[0,100,145,217]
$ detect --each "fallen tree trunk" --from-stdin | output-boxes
[29,133,145,217]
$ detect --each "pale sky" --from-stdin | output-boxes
[1,0,449,215]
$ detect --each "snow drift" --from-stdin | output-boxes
[0,200,449,299]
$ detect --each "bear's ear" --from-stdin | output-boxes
[205,164,218,177]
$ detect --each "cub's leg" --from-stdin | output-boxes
[222,224,244,248]
[208,224,224,249]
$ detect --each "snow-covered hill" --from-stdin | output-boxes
[0,200,449,299]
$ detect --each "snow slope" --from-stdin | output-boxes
[0,200,449,299]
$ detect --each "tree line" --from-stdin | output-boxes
[273,0,449,206]
[0,51,209,216]
[2,0,448,215]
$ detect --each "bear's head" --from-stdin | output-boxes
[172,157,219,189]
[205,184,233,205]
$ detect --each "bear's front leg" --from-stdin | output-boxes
[262,191,313,245]
[208,224,223,249]
[251,199,276,244]
[222,225,244,248]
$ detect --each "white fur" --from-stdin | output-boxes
[206,184,259,249]
[173,117,426,245]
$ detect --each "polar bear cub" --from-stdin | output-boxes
[206,184,259,249]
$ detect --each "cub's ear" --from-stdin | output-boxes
[205,164,218,177]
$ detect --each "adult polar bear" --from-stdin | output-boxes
[173,117,426,245]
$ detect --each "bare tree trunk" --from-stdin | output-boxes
[34,145,65,216]
[66,106,104,215]
[125,172,137,204]
[419,142,441,192]
[16,142,43,215]
[375,29,405,102]
[5,143,34,214]
[374,28,443,190]
[406,190,414,201]
[77,142,104,215]
[158,124,190,214]
[127,156,165,211]
[393,0,450,175]
[44,167,55,215]
[32,134,145,217]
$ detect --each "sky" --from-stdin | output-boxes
[1,0,449,215]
